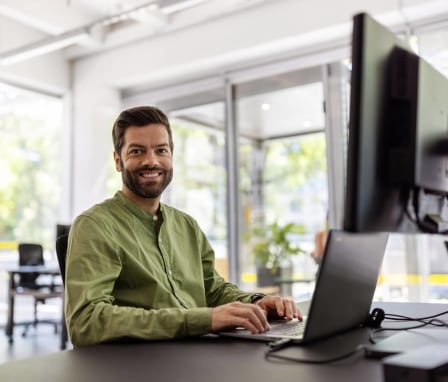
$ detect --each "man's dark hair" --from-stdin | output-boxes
[112,105,173,155]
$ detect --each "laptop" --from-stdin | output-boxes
[219,230,389,344]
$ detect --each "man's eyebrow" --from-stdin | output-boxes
[125,143,169,150]
[127,143,145,149]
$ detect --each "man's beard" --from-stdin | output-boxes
[121,163,173,199]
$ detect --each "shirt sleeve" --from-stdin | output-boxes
[65,215,213,347]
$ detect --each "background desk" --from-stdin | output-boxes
[0,302,446,382]
[5,266,66,348]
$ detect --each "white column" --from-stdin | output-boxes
[70,64,121,218]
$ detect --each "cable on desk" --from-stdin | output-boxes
[369,310,448,344]
[265,343,366,365]
[265,310,448,364]
[384,310,448,323]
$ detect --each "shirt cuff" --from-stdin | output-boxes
[185,307,213,336]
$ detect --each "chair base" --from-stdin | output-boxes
[7,319,60,344]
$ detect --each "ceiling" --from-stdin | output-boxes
[0,0,278,64]
[1,0,448,69]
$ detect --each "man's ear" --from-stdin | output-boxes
[113,151,121,172]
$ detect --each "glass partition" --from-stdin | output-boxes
[165,102,229,278]
[234,68,328,296]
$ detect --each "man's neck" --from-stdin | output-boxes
[121,189,160,214]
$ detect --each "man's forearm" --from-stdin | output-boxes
[66,302,213,346]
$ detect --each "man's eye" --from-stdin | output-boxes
[129,149,143,156]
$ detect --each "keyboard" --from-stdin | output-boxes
[268,319,307,337]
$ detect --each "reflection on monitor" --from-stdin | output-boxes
[344,13,448,234]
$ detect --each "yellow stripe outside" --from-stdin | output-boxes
[0,241,17,250]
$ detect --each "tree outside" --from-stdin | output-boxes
[0,84,62,250]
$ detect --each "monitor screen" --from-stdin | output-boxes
[344,13,448,234]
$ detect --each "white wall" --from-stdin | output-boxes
[70,74,121,215]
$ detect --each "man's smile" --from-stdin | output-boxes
[140,171,162,178]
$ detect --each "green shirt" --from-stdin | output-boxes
[65,191,253,346]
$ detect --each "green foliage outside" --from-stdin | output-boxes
[263,134,327,220]
[0,91,62,249]
[248,221,306,273]
[242,133,328,272]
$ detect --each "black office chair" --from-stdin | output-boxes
[55,232,70,349]
[55,234,69,285]
[17,243,45,288]
[16,243,62,336]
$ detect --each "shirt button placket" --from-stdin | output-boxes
[158,235,185,307]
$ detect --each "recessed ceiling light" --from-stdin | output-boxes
[409,34,419,54]
[261,103,270,111]
[303,120,312,128]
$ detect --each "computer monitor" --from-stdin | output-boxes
[344,13,448,234]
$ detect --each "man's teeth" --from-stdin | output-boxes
[141,172,159,178]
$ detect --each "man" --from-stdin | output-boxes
[65,105,301,346]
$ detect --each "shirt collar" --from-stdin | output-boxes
[115,191,164,223]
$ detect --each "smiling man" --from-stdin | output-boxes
[65,105,300,347]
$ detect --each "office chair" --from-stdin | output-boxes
[16,243,62,337]
[55,234,68,285]
[17,243,45,288]
[56,224,71,243]
[55,232,70,349]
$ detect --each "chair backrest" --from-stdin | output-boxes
[18,243,44,266]
[17,243,44,287]
[56,224,71,239]
[56,233,69,286]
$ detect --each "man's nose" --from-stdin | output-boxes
[141,151,158,166]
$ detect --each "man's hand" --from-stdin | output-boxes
[211,301,270,334]
[254,295,302,321]
[211,297,302,334]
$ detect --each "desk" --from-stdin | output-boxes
[0,302,446,382]
[5,266,65,348]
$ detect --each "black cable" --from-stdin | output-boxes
[265,310,448,363]
[369,311,448,344]
[385,310,448,322]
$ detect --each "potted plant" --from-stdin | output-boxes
[248,221,306,290]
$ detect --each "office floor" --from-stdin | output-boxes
[0,323,70,364]
[0,257,70,365]
[0,284,71,365]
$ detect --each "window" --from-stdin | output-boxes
[235,69,328,292]
[0,83,63,250]
[0,83,63,327]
